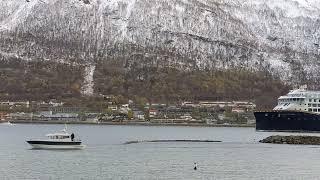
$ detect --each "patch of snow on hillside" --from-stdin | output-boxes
[268,56,292,81]
[81,64,96,96]
[120,0,137,39]
[267,0,319,18]
[0,0,39,31]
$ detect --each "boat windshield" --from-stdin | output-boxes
[47,135,70,139]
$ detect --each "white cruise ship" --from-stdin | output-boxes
[255,85,320,132]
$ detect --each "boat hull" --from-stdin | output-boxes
[255,111,320,132]
[27,141,85,150]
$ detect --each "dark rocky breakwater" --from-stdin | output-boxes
[260,135,320,145]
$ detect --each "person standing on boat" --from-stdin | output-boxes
[71,133,75,141]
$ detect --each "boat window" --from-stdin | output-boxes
[315,99,317,102]
[308,104,311,107]
[308,108,312,112]
[314,109,318,112]
[309,99,312,102]
[313,104,317,107]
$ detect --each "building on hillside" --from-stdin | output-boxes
[108,105,118,111]
[31,101,64,111]
[100,94,115,101]
[198,101,256,110]
[233,101,256,110]
[199,101,234,108]
[0,101,30,108]
[181,102,198,107]
[231,107,246,113]
[48,100,64,107]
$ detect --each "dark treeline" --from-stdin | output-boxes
[0,57,84,101]
[0,56,289,109]
[95,59,290,109]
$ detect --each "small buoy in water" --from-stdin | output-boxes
[194,162,197,170]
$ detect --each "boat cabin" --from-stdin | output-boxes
[46,132,75,141]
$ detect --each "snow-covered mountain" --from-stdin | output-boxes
[1,0,320,96]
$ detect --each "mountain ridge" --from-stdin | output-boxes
[0,0,318,106]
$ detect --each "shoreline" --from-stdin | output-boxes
[7,120,255,128]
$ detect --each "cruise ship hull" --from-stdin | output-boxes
[255,111,320,132]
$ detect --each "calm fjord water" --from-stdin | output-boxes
[1,124,320,180]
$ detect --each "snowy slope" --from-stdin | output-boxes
[1,0,320,94]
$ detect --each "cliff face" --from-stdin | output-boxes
[0,0,318,101]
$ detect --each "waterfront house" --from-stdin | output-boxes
[180,114,193,120]
[133,110,145,120]
[149,109,158,118]
[0,112,7,121]
[247,119,256,125]
[50,107,83,113]
[85,113,101,122]
[7,112,33,121]
[37,112,79,121]
[119,104,130,114]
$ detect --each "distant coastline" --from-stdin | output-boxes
[8,120,255,128]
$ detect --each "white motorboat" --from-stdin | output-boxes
[26,125,85,150]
